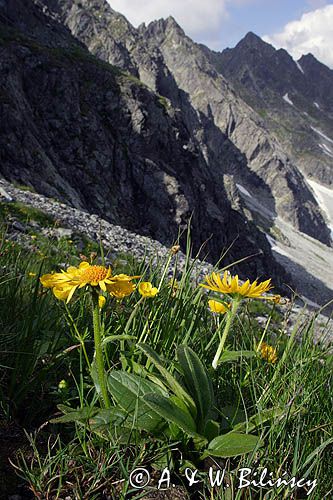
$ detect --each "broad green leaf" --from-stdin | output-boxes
[201,431,262,459]
[218,351,256,363]
[204,419,220,441]
[89,408,142,443]
[233,406,287,433]
[137,343,196,417]
[143,393,201,438]
[89,407,128,428]
[50,406,97,424]
[108,371,166,432]
[220,405,246,431]
[131,360,172,394]
[177,345,213,430]
[56,404,75,414]
[88,407,134,437]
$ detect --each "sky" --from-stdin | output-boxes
[109,0,333,67]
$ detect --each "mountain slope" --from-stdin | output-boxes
[42,0,331,247]
[0,0,289,284]
[211,32,333,187]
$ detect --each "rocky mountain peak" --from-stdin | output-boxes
[1,0,332,296]
[233,31,275,57]
[35,0,332,247]
[299,52,333,76]
[144,15,185,40]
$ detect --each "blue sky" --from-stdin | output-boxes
[110,0,333,67]
[219,0,328,48]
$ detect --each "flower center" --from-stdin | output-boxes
[80,265,108,283]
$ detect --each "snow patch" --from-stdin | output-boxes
[296,60,304,74]
[311,126,333,145]
[283,93,293,106]
[265,234,276,247]
[236,184,252,198]
[265,234,293,258]
[314,102,320,110]
[273,247,293,258]
[307,178,333,236]
[319,143,333,158]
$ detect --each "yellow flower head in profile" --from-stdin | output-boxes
[201,271,273,299]
[40,262,138,303]
[98,295,106,309]
[170,245,180,255]
[208,299,231,314]
[260,342,278,364]
[107,274,137,299]
[139,282,158,298]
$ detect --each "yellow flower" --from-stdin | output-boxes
[168,278,179,290]
[28,272,36,278]
[201,271,273,299]
[170,245,180,255]
[260,342,278,364]
[107,275,137,299]
[139,282,158,298]
[58,379,67,390]
[31,235,37,240]
[40,263,138,303]
[98,295,106,309]
[168,278,179,297]
[208,299,231,314]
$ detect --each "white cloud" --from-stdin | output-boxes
[108,0,228,42]
[263,5,333,68]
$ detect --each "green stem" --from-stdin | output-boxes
[119,296,146,369]
[212,298,241,369]
[92,293,110,408]
[158,252,173,290]
[64,304,91,369]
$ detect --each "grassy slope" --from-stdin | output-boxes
[0,201,332,499]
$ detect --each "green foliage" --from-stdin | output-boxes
[0,201,54,227]
[0,217,332,499]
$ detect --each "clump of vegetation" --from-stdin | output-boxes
[0,214,332,499]
[0,201,54,227]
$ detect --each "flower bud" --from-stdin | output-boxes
[98,295,106,309]
[58,379,68,390]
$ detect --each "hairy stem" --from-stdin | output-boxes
[92,293,110,408]
[212,298,241,369]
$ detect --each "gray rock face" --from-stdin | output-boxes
[0,0,288,284]
[212,33,333,186]
[42,0,331,246]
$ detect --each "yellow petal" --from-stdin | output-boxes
[138,282,158,298]
[79,261,90,270]
[53,286,70,301]
[98,295,106,309]
[66,285,78,303]
[208,299,230,314]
